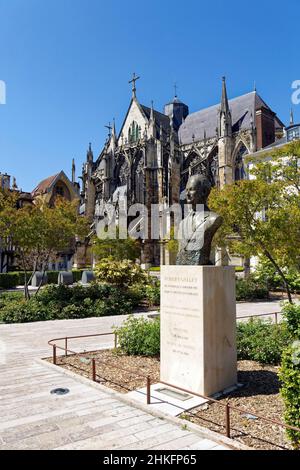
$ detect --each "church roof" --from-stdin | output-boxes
[178,91,284,145]
[141,104,171,135]
[31,173,59,196]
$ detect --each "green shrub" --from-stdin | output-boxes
[94,296,133,317]
[0,282,134,323]
[279,342,300,449]
[0,291,23,306]
[282,303,300,338]
[0,299,50,323]
[254,258,300,293]
[115,315,160,356]
[236,276,269,301]
[237,318,291,364]
[0,272,22,289]
[46,271,59,284]
[127,280,160,308]
[145,281,160,306]
[94,259,148,287]
[127,284,147,308]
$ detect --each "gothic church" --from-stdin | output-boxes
[79,76,284,267]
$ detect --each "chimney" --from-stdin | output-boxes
[255,107,276,150]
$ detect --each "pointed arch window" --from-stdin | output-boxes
[235,144,248,181]
[128,121,140,143]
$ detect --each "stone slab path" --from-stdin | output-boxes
[0,314,238,450]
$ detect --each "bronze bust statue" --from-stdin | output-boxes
[176,175,223,265]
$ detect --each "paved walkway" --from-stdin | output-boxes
[0,299,282,450]
[0,314,238,451]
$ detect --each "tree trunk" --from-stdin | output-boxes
[36,254,50,295]
[21,252,32,301]
[263,250,293,304]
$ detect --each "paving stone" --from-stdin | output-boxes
[0,315,234,450]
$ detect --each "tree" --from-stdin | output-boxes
[92,226,140,262]
[209,143,300,303]
[2,196,89,299]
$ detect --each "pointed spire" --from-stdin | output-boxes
[221,76,230,114]
[290,108,294,126]
[174,82,178,98]
[12,177,18,190]
[143,124,147,140]
[148,100,156,138]
[87,142,93,162]
[112,118,116,137]
[72,158,76,183]
[219,76,232,137]
[254,80,257,92]
[150,100,154,121]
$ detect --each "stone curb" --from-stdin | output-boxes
[37,358,250,451]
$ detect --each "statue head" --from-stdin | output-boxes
[186,174,211,208]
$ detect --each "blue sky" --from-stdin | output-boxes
[0,0,299,192]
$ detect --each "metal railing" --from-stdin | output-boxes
[48,312,300,449]
[48,333,152,403]
[237,310,281,323]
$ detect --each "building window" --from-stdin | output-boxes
[287,126,300,142]
[235,144,248,181]
[128,121,140,143]
[56,186,64,197]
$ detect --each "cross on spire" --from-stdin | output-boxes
[174,82,178,98]
[129,72,140,98]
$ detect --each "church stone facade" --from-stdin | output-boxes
[79,77,284,267]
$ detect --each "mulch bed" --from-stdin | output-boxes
[47,351,292,451]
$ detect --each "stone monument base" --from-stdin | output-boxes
[160,265,237,397]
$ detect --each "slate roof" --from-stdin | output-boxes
[141,104,171,136]
[178,91,284,145]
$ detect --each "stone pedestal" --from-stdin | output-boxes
[160,265,237,397]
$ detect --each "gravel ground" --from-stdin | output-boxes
[47,351,292,450]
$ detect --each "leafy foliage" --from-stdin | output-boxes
[209,143,300,303]
[115,315,160,356]
[0,193,89,299]
[279,343,300,449]
[282,303,300,340]
[94,258,148,287]
[254,258,300,293]
[92,227,140,262]
[236,276,269,301]
[237,318,291,365]
[0,283,134,323]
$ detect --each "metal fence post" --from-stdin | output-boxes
[53,345,57,365]
[92,358,96,382]
[147,376,151,404]
[225,403,231,438]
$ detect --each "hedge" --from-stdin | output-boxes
[0,270,86,289]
